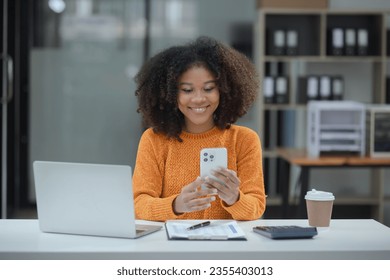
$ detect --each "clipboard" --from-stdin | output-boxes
[164,220,247,241]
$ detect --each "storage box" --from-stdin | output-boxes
[366,105,390,157]
[307,101,366,157]
[257,0,328,9]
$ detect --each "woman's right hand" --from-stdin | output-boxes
[173,177,218,214]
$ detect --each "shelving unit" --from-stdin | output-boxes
[255,8,390,222]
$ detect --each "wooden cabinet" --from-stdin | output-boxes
[255,8,390,222]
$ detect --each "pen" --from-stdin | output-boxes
[187,221,211,231]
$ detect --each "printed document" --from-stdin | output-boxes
[165,220,246,240]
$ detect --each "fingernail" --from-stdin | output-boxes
[210,196,216,201]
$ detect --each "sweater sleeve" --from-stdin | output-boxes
[222,129,266,220]
[132,130,181,221]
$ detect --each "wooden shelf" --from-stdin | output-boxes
[266,195,380,206]
[264,56,383,62]
[263,104,307,110]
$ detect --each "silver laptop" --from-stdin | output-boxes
[33,161,162,238]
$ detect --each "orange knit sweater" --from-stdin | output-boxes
[133,125,266,221]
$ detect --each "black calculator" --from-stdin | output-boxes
[253,225,318,239]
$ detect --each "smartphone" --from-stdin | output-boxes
[200,147,228,189]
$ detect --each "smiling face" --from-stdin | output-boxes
[177,66,220,134]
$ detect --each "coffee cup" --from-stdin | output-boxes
[305,189,335,227]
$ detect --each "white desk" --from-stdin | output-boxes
[0,219,389,260]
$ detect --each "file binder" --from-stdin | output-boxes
[286,29,298,56]
[387,30,390,56]
[331,28,344,55]
[297,77,308,104]
[357,29,368,56]
[344,28,356,56]
[319,76,331,100]
[386,77,390,104]
[273,30,286,55]
[275,76,289,104]
[263,76,275,104]
[331,76,344,100]
[307,76,319,101]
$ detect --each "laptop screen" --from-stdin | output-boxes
[33,161,139,238]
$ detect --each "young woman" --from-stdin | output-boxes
[133,36,266,221]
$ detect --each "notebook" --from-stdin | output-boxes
[33,161,162,239]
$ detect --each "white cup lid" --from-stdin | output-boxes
[305,189,335,201]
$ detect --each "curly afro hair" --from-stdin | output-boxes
[134,36,259,142]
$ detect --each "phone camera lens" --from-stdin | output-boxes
[203,158,208,162]
[204,153,208,156]
[210,155,214,159]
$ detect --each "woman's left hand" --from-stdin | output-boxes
[203,168,240,206]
